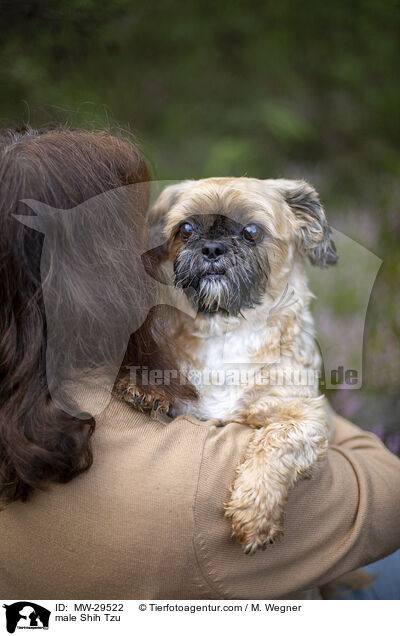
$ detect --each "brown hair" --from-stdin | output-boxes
[0,126,195,504]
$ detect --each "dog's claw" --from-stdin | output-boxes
[140,395,147,407]
[115,379,173,417]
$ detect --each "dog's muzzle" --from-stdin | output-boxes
[174,238,267,315]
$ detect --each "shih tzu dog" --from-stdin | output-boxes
[123,177,338,554]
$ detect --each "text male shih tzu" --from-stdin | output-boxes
[123,177,338,554]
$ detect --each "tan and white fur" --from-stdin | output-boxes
[146,177,337,554]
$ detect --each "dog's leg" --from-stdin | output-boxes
[225,396,329,554]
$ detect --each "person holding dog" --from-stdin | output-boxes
[0,126,399,600]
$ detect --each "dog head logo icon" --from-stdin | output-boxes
[2,602,51,633]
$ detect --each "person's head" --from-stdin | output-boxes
[0,126,194,504]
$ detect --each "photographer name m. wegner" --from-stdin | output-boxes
[128,365,358,388]
[144,602,302,613]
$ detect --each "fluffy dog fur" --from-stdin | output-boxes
[142,177,337,553]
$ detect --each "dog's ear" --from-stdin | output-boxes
[273,179,338,268]
[144,181,195,282]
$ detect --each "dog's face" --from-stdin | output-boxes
[169,212,269,315]
[149,178,337,316]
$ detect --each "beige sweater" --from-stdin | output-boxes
[0,392,400,600]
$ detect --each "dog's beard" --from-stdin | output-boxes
[174,241,268,316]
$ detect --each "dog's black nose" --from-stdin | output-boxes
[202,241,227,260]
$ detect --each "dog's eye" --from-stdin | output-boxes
[179,222,194,241]
[242,224,262,243]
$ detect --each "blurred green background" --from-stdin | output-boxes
[0,0,399,447]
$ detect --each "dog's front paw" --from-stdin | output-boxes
[225,498,284,555]
[224,463,286,554]
[114,379,172,415]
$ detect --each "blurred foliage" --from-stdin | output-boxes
[0,0,399,443]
